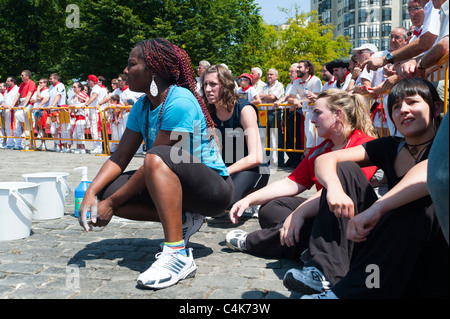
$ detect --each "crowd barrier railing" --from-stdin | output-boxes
[20,106,111,155]
[1,55,447,155]
[0,106,34,150]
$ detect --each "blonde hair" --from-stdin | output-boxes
[317,89,377,138]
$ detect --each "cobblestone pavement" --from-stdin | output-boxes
[0,148,314,300]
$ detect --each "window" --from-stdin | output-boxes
[359,9,368,23]
[382,7,392,20]
[358,24,368,38]
[369,24,380,37]
[358,0,368,6]
[370,39,380,50]
[382,23,391,36]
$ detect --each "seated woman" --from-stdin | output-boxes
[287,78,448,299]
[226,89,378,260]
[78,38,233,290]
[202,64,269,211]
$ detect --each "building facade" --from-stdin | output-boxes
[311,0,412,51]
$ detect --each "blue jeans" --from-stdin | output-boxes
[428,112,449,244]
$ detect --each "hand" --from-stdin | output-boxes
[346,205,382,242]
[273,100,281,109]
[326,189,355,219]
[78,192,98,232]
[361,56,386,72]
[279,211,305,247]
[229,198,250,224]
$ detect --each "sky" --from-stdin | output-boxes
[254,0,311,25]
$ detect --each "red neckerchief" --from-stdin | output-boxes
[6,85,16,93]
[120,85,129,92]
[298,75,313,85]
[339,72,350,85]
[291,77,300,84]
[328,77,336,85]
[413,27,422,37]
[242,85,252,92]
[100,84,106,88]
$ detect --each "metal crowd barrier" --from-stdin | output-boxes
[1,55,448,155]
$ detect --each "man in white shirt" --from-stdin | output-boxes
[399,0,449,79]
[364,0,440,72]
[251,67,266,93]
[85,74,104,153]
[276,60,322,166]
[259,68,285,166]
[0,82,6,147]
[47,73,67,152]
[1,77,20,149]
[196,60,210,96]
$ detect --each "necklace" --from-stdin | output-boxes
[405,138,434,155]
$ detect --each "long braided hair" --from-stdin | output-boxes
[136,38,216,139]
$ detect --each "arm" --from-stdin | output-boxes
[229,177,307,224]
[363,33,438,71]
[279,190,322,247]
[347,160,429,242]
[226,105,263,175]
[250,93,261,105]
[314,145,372,219]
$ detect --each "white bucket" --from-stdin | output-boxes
[22,172,72,220]
[0,182,39,241]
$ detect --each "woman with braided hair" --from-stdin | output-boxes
[78,38,233,289]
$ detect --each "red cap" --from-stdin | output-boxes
[87,74,98,83]
[238,73,253,84]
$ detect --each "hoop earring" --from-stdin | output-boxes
[150,76,158,97]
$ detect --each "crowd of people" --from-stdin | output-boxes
[0,0,448,298]
[0,72,144,153]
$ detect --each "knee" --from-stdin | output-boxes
[144,153,165,171]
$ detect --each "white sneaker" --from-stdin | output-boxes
[137,246,196,289]
[49,145,60,152]
[226,230,248,252]
[37,143,46,151]
[73,149,86,154]
[300,290,339,299]
[90,147,103,154]
[283,266,332,294]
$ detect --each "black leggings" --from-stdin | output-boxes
[245,196,315,260]
[98,145,234,217]
[228,169,269,209]
[305,161,449,299]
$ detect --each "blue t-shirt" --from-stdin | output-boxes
[127,86,229,176]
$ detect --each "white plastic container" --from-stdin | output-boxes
[22,172,72,220]
[0,182,39,241]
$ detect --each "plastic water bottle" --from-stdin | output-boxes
[74,166,91,218]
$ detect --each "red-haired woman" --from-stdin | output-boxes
[78,38,233,289]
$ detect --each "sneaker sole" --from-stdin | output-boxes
[283,272,324,295]
[137,266,197,290]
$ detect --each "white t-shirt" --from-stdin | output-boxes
[289,75,323,109]
[2,85,19,106]
[31,88,50,108]
[237,86,259,102]
[360,50,385,88]
[89,84,102,106]
[48,82,66,107]
[119,88,144,105]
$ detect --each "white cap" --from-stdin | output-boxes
[351,43,378,53]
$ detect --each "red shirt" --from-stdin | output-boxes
[288,130,378,190]
[18,81,37,98]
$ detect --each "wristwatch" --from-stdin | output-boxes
[386,52,394,64]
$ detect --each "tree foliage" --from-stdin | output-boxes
[0,0,351,88]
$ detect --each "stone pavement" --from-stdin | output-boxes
[0,147,315,300]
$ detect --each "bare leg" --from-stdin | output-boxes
[144,153,183,243]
